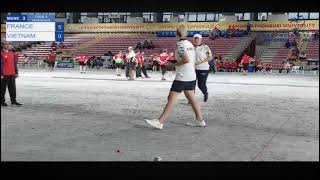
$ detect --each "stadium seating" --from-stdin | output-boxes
[2,33,254,64]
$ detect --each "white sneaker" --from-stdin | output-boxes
[144,119,163,130]
[186,120,206,127]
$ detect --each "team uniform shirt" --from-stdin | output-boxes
[242,55,250,64]
[126,51,136,63]
[135,53,145,65]
[48,53,56,62]
[195,44,212,70]
[174,39,196,82]
[158,53,170,65]
[1,50,17,76]
[114,54,124,64]
[78,55,88,63]
[231,62,238,69]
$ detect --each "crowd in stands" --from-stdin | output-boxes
[284,28,309,67]
[135,40,155,50]
[51,42,65,54]
[207,22,252,40]
[213,54,272,74]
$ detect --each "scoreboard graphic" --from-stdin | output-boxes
[5,15,64,42]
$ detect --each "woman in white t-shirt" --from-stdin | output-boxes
[144,24,205,130]
[193,34,213,102]
[125,47,137,80]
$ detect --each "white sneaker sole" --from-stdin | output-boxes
[144,119,163,130]
[186,121,206,127]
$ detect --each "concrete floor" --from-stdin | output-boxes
[1,68,319,161]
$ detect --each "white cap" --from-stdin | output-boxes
[193,34,202,39]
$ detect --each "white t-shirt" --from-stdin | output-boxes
[126,51,136,62]
[174,39,196,82]
[195,44,212,70]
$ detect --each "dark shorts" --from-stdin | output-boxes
[79,61,86,66]
[128,62,136,70]
[243,63,249,70]
[170,80,196,93]
[153,61,159,66]
[115,63,123,68]
[161,65,167,75]
[48,61,55,67]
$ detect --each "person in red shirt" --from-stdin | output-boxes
[166,52,175,78]
[158,49,170,80]
[265,63,272,74]
[241,53,250,75]
[113,51,124,76]
[138,51,150,78]
[135,51,143,78]
[47,50,57,71]
[230,60,238,72]
[1,43,22,106]
[77,54,88,73]
[223,60,230,72]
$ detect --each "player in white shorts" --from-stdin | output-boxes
[144,24,206,130]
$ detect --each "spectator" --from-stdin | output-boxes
[96,57,103,70]
[143,40,149,49]
[151,53,159,72]
[105,51,114,69]
[314,31,319,40]
[287,50,296,62]
[230,59,238,72]
[265,63,272,74]
[59,42,65,49]
[293,28,300,37]
[254,57,260,72]
[247,22,253,34]
[299,51,307,61]
[135,42,142,50]
[285,39,291,48]
[1,42,22,106]
[209,57,217,74]
[208,30,214,40]
[57,46,63,54]
[284,61,291,73]
[257,61,264,73]
[291,39,297,47]
[149,40,155,49]
[91,56,97,69]
[51,42,57,49]
[223,60,230,72]
[216,59,223,72]
[225,29,231,38]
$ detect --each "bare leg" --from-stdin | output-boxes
[159,91,179,124]
[184,90,203,121]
